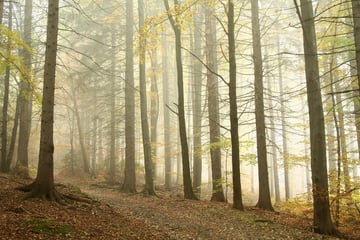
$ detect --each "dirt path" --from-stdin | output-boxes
[81,185,341,240]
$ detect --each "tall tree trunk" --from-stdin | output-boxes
[162,32,172,190]
[350,59,360,178]
[0,0,3,24]
[352,0,360,95]
[73,93,89,173]
[1,2,12,173]
[16,0,33,178]
[7,94,20,171]
[277,38,290,201]
[91,78,97,178]
[192,6,203,197]
[251,0,273,211]
[109,30,116,184]
[18,0,61,201]
[150,51,159,182]
[228,0,244,210]
[296,0,337,234]
[122,0,136,193]
[205,2,225,202]
[164,0,197,200]
[139,0,155,195]
[267,69,280,203]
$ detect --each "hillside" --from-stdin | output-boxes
[0,174,354,239]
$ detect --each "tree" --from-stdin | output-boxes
[16,0,33,178]
[0,0,3,24]
[0,1,11,173]
[18,0,61,200]
[251,0,273,211]
[352,0,360,95]
[163,0,197,200]
[295,0,337,234]
[122,0,136,193]
[138,0,155,195]
[228,0,244,210]
[162,31,172,190]
[205,1,226,202]
[108,30,116,183]
[191,5,203,197]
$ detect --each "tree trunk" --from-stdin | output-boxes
[109,30,116,184]
[191,6,203,197]
[251,0,273,211]
[266,50,280,203]
[0,0,3,24]
[205,2,226,202]
[139,0,155,195]
[164,0,197,200]
[352,0,360,95]
[91,79,97,178]
[228,0,244,210]
[162,32,172,190]
[0,2,12,173]
[122,0,136,193]
[278,42,290,200]
[296,0,337,234]
[150,51,159,181]
[16,0,33,178]
[19,0,61,201]
[73,94,89,173]
[6,95,20,171]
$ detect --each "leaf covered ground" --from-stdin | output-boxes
[0,174,356,239]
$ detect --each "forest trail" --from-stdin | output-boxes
[0,174,347,239]
[81,184,341,240]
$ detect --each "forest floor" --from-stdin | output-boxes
[0,173,358,240]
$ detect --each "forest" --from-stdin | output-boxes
[0,0,360,239]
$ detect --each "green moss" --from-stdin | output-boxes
[25,218,72,235]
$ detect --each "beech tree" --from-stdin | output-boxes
[18,0,61,200]
[228,0,244,210]
[15,0,33,178]
[251,0,273,211]
[295,0,337,234]
[163,0,197,200]
[205,1,226,202]
[139,0,155,195]
[122,0,137,193]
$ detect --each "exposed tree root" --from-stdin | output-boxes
[16,182,97,205]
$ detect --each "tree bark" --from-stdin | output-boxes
[164,0,197,200]
[122,0,136,193]
[228,0,244,210]
[1,2,12,173]
[296,0,337,234]
[162,32,172,190]
[16,0,33,178]
[139,0,155,195]
[109,30,116,184]
[352,0,360,95]
[191,6,203,197]
[205,2,226,202]
[19,0,61,201]
[251,0,273,211]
